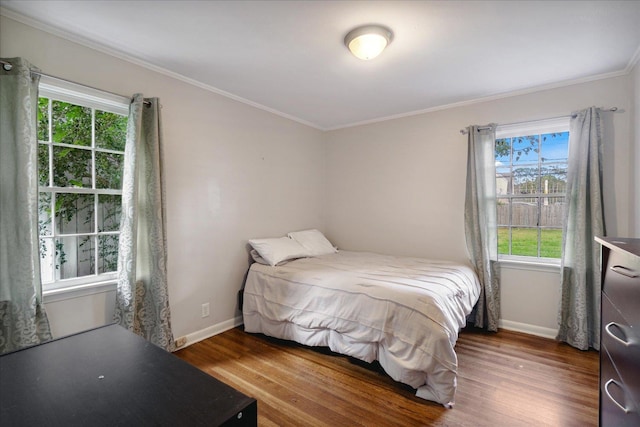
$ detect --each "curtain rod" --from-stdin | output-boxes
[459,107,619,135]
[1,59,149,106]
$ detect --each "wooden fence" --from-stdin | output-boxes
[497,202,565,227]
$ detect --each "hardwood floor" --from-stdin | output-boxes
[175,327,599,426]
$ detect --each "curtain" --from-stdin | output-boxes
[0,57,52,354]
[556,107,605,351]
[464,125,500,331]
[114,94,175,352]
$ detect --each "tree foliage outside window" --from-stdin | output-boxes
[37,97,127,289]
[495,131,569,259]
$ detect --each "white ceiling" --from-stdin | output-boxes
[2,0,640,130]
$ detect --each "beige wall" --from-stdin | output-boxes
[1,15,326,340]
[325,75,634,336]
[326,76,633,254]
[2,13,637,340]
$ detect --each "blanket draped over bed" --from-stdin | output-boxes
[242,251,481,406]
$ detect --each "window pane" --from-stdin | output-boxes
[540,229,562,258]
[540,197,565,227]
[496,166,511,195]
[40,237,55,283]
[541,164,567,194]
[96,152,124,189]
[510,227,539,257]
[37,98,49,142]
[495,126,568,260]
[495,138,511,164]
[52,101,91,147]
[497,198,510,226]
[38,193,52,236]
[498,226,510,255]
[57,236,95,279]
[98,194,121,232]
[38,144,50,186]
[56,194,95,234]
[98,235,119,274]
[38,93,128,290]
[52,146,92,187]
[512,198,538,226]
[512,166,539,195]
[95,110,127,151]
[512,135,539,165]
[541,132,569,163]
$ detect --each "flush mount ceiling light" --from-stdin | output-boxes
[344,25,393,60]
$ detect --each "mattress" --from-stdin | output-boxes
[242,250,481,406]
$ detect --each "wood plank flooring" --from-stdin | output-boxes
[175,327,599,426]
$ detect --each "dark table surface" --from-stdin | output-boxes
[0,324,256,426]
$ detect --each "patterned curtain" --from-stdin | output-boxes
[0,57,52,353]
[557,107,605,350]
[114,94,175,352]
[464,124,500,331]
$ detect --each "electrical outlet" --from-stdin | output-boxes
[175,337,187,348]
[201,302,210,318]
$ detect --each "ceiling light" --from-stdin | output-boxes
[344,25,393,60]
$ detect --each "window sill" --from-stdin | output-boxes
[43,280,117,303]
[498,257,561,273]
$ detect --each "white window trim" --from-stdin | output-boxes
[498,255,561,272]
[38,79,129,294]
[43,279,117,303]
[39,75,130,116]
[495,117,570,139]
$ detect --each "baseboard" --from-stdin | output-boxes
[499,319,558,340]
[176,317,556,349]
[175,316,244,350]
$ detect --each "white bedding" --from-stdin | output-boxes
[242,250,480,406]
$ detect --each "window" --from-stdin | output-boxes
[495,118,569,261]
[37,78,129,291]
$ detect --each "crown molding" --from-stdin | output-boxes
[626,43,640,73]
[326,69,629,131]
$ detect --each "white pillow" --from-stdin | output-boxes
[248,237,308,266]
[249,249,269,265]
[287,229,337,257]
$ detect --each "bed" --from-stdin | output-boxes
[242,230,481,407]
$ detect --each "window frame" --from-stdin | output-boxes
[495,117,570,264]
[38,76,130,293]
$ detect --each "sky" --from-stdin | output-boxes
[496,131,569,168]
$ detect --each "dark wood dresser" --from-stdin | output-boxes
[596,236,640,426]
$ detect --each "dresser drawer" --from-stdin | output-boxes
[602,250,640,329]
[601,293,640,409]
[600,347,640,426]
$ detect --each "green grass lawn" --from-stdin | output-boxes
[498,227,562,258]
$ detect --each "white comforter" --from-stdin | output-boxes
[242,251,480,406]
